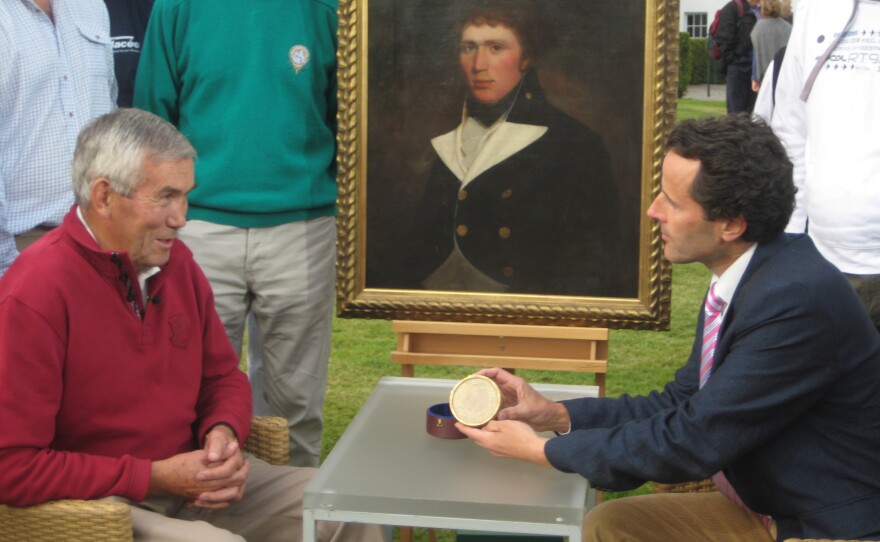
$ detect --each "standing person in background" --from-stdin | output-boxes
[135,0,339,467]
[716,0,760,113]
[772,0,880,331]
[750,0,791,93]
[105,0,155,107]
[0,0,117,276]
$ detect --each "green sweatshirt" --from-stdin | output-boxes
[134,0,338,227]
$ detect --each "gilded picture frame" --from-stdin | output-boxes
[336,0,678,330]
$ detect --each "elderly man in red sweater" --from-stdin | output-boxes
[0,109,381,542]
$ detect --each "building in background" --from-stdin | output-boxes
[679,0,799,37]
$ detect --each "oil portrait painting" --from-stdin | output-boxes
[336,0,678,329]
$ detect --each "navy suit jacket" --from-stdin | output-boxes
[545,234,880,540]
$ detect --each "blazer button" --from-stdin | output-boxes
[501,188,513,199]
[498,227,511,239]
[502,266,514,278]
[458,190,468,201]
[456,224,468,237]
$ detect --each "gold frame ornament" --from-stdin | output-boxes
[335,0,679,330]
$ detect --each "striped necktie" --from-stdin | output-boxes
[699,283,726,389]
[700,283,774,531]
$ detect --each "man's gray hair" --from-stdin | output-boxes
[72,108,196,206]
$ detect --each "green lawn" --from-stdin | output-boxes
[316,97,724,541]
[677,98,727,120]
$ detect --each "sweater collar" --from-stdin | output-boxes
[61,205,190,313]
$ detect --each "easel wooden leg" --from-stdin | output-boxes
[595,373,606,398]
[399,527,436,541]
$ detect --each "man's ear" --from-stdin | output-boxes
[720,215,747,243]
[520,57,530,72]
[89,178,114,218]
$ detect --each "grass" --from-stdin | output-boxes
[677,98,727,121]
[309,96,721,541]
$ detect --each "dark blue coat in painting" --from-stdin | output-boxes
[414,70,632,297]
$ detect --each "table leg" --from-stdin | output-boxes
[303,510,317,542]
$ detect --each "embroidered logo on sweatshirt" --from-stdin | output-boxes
[289,45,310,73]
[168,314,191,349]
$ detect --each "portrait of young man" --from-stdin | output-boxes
[363,0,646,299]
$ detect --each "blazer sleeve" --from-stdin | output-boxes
[545,276,844,491]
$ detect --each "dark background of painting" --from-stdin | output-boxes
[364,0,646,298]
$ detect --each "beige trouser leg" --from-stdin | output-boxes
[583,492,776,542]
[14,227,53,252]
[116,457,384,542]
[179,217,336,467]
[844,273,880,331]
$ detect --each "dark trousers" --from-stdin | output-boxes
[726,62,756,114]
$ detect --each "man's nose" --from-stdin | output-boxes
[472,47,488,71]
[168,199,188,228]
[646,196,661,221]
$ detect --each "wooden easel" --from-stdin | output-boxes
[391,320,609,542]
[391,320,608,396]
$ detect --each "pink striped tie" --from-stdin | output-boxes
[700,283,774,531]
[699,283,726,389]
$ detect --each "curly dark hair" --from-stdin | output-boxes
[459,2,538,61]
[666,114,796,244]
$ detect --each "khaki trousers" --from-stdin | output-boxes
[14,226,54,252]
[179,217,337,467]
[844,273,880,331]
[583,492,776,542]
[109,457,384,542]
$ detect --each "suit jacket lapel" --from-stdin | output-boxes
[712,234,796,369]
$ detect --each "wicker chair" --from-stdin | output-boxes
[0,416,289,542]
[652,480,862,542]
[651,478,718,495]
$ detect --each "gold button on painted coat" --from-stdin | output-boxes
[499,227,511,239]
[458,190,468,201]
[502,266,514,277]
[501,188,513,199]
[456,224,468,237]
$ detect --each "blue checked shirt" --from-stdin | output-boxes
[0,0,116,276]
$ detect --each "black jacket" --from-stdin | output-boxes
[716,0,758,70]
[105,0,154,107]
[546,234,880,541]
[411,70,630,297]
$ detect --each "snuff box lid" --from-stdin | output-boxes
[449,375,501,427]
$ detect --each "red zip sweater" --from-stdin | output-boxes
[0,207,252,506]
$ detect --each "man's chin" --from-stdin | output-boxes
[469,91,500,105]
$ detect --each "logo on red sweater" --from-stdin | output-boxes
[169,315,191,349]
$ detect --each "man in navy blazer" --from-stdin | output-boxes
[457,114,880,541]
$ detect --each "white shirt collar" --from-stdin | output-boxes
[710,243,757,315]
[77,206,161,293]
